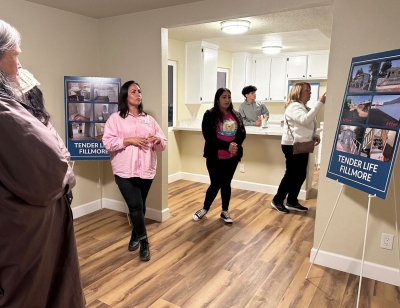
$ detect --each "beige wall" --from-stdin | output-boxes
[316,0,400,266]
[0,0,101,207]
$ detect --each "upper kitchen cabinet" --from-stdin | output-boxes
[253,57,271,101]
[287,52,329,80]
[286,56,307,79]
[269,57,288,101]
[185,41,219,104]
[231,53,253,102]
[307,53,329,79]
[253,56,287,102]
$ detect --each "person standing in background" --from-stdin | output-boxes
[0,19,85,307]
[103,80,167,262]
[271,82,326,214]
[239,85,269,126]
[193,87,246,223]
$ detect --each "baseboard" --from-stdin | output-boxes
[72,198,170,222]
[310,248,400,286]
[71,199,102,219]
[102,198,171,222]
[168,172,181,183]
[170,172,307,200]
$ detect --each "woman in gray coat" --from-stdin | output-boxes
[0,20,85,307]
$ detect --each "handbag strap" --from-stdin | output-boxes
[285,115,295,140]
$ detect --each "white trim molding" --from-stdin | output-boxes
[72,198,170,222]
[310,248,400,287]
[168,172,308,199]
[71,199,102,219]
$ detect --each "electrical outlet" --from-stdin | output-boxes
[381,233,394,250]
[239,164,245,173]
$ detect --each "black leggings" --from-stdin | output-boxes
[273,145,309,205]
[115,175,153,240]
[203,157,239,211]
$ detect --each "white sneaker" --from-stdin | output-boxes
[220,211,233,223]
[193,208,208,221]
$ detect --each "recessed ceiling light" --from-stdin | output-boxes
[220,20,250,35]
[261,46,282,54]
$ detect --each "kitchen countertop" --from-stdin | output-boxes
[172,124,286,135]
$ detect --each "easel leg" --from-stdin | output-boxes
[356,194,375,308]
[306,181,344,279]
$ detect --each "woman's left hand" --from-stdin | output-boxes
[147,135,161,145]
[229,142,238,156]
[313,136,321,146]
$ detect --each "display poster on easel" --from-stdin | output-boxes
[64,76,121,160]
[327,49,400,199]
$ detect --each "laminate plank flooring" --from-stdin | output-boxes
[75,170,400,307]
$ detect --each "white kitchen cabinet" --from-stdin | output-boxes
[231,52,253,102]
[185,41,219,104]
[253,57,271,101]
[253,57,287,101]
[307,53,329,79]
[286,56,307,79]
[269,57,287,101]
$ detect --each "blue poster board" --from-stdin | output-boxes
[327,49,400,199]
[64,76,121,160]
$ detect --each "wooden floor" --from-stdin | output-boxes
[75,170,400,308]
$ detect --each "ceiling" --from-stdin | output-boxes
[26,0,204,19]
[168,6,333,54]
[26,0,333,55]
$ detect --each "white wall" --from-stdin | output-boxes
[315,0,400,278]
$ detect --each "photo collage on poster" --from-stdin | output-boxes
[327,48,400,199]
[335,58,400,163]
[64,76,121,160]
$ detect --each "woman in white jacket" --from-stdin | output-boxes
[271,82,326,214]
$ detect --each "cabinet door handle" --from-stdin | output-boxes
[303,75,305,77]
[309,75,312,77]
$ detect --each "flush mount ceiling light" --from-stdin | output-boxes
[262,46,282,55]
[220,20,250,34]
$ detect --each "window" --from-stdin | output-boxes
[168,60,177,127]
[217,67,229,89]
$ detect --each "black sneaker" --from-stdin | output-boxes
[285,203,308,212]
[193,208,208,221]
[128,231,139,251]
[220,211,233,223]
[139,239,150,262]
[271,200,289,214]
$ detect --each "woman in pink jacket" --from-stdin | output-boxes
[103,80,166,261]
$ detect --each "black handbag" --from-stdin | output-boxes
[285,117,315,155]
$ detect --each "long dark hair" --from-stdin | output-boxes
[118,80,145,118]
[24,86,50,126]
[212,87,243,128]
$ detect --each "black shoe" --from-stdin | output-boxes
[271,200,289,214]
[285,203,308,212]
[139,239,150,261]
[128,232,139,251]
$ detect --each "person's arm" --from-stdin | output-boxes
[239,104,255,126]
[102,114,127,152]
[262,104,270,117]
[0,96,74,206]
[289,101,323,125]
[149,116,167,151]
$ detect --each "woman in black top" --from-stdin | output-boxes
[193,88,246,223]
